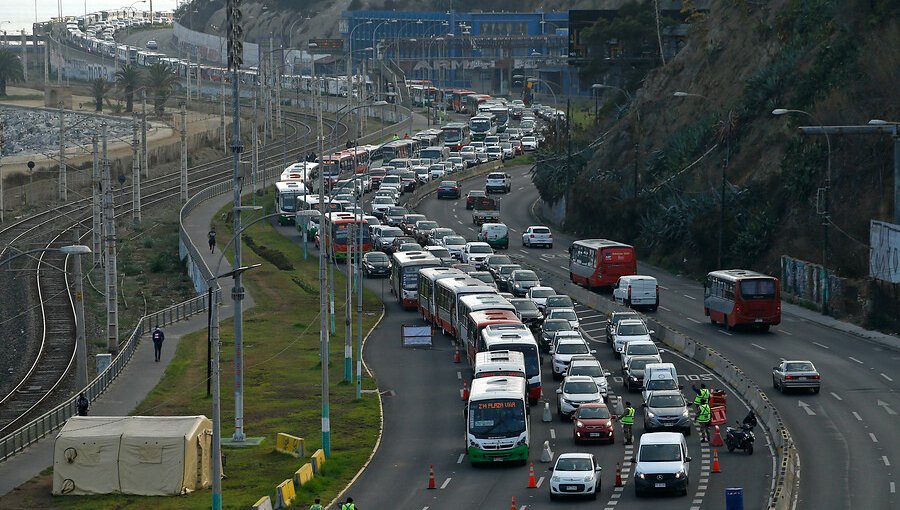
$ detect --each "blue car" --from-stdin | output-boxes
[436,180,461,199]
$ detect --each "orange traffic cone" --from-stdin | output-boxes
[461,380,469,401]
[510,495,517,510]
[527,463,537,488]
[712,449,721,473]
[454,346,461,363]
[427,465,436,489]
[711,425,724,447]
[614,462,623,487]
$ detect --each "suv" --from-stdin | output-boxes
[610,318,651,356]
[623,355,660,392]
[556,375,603,420]
[567,355,610,400]
[485,172,511,193]
[643,390,692,435]
[461,242,494,268]
[551,337,593,380]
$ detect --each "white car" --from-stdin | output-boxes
[522,136,538,151]
[461,242,494,269]
[546,308,580,330]
[441,235,467,259]
[556,375,604,420]
[428,164,446,180]
[551,337,594,380]
[485,172,511,193]
[549,452,602,500]
[369,196,395,216]
[522,225,553,248]
[611,319,653,356]
[526,286,556,312]
[566,355,611,399]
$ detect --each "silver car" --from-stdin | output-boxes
[772,360,821,393]
[643,390,692,435]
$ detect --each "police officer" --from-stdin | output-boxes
[692,383,710,408]
[697,400,712,442]
[76,392,90,416]
[152,326,165,362]
[341,496,358,510]
[309,496,324,510]
[620,401,635,445]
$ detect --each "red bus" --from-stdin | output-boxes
[324,212,372,262]
[434,278,497,337]
[319,152,355,187]
[390,251,442,309]
[704,270,781,331]
[417,268,467,322]
[461,309,522,365]
[449,89,476,112]
[568,239,637,289]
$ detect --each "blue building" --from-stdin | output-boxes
[340,10,577,98]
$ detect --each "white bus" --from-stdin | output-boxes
[456,294,517,344]
[482,325,542,404]
[275,181,308,226]
[474,350,526,380]
[417,268,466,323]
[466,376,530,464]
[434,277,497,338]
[390,251,442,310]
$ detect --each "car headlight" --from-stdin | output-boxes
[514,283,521,288]
[675,470,686,479]
[682,409,690,417]
[583,475,594,482]
[646,411,656,419]
[637,473,646,480]
[575,421,584,428]
[551,476,560,483]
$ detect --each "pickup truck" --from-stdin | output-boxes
[472,197,500,225]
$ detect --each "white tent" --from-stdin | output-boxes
[53,415,212,496]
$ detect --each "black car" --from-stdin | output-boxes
[510,298,544,330]
[362,252,391,278]
[389,236,417,254]
[494,264,523,291]
[437,180,461,199]
[484,254,513,279]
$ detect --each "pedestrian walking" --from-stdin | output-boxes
[76,392,90,416]
[696,400,712,442]
[341,496,358,510]
[208,227,217,253]
[620,401,635,445]
[152,326,165,362]
[309,496,324,510]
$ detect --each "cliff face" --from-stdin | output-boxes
[533,0,898,326]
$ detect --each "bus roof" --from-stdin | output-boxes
[481,323,534,342]
[468,309,521,325]
[392,251,441,267]
[443,122,466,129]
[419,267,466,281]
[460,294,515,310]
[572,239,634,250]
[469,376,527,399]
[275,181,306,192]
[476,349,525,367]
[707,269,777,282]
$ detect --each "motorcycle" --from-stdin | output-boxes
[725,421,755,455]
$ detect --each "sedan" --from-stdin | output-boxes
[541,318,574,353]
[441,235,467,259]
[494,264,523,291]
[362,252,391,278]
[572,403,615,444]
[556,375,603,420]
[773,360,821,393]
[509,269,541,297]
[549,452,602,500]
[436,180,461,199]
[544,295,575,317]
[527,286,556,312]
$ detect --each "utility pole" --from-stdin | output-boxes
[102,124,119,352]
[0,123,4,224]
[58,101,67,202]
[131,113,141,224]
[314,50,331,458]
[43,30,48,87]
[180,102,188,203]
[186,51,191,106]
[91,135,101,266]
[251,89,259,196]
[68,245,88,388]
[221,79,227,154]
[141,90,148,178]
[356,200,364,399]
[345,232,352,382]
[21,31,27,83]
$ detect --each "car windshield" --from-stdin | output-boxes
[488,173,505,179]
[550,310,577,321]
[628,344,658,356]
[563,381,598,395]
[468,191,485,197]
[470,273,493,285]
[649,394,685,408]
[432,229,454,240]
[487,255,512,266]
[555,457,593,472]
[512,300,538,313]
[531,288,554,298]
[469,245,492,254]
[499,265,521,276]
[785,362,815,372]
[571,364,604,378]
[647,379,679,391]
[629,359,651,370]
[380,227,403,237]
[365,253,388,263]
[547,296,573,308]
[430,248,451,258]
[557,342,589,355]
[639,444,682,462]
[444,237,466,246]
[514,271,538,282]
[382,176,401,184]
[417,222,438,230]
[388,208,408,216]
[405,215,425,224]
[577,407,610,419]
[543,320,570,332]
[440,181,457,187]
[617,323,649,336]
[374,197,393,204]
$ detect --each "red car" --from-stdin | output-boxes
[465,190,486,209]
[572,403,615,444]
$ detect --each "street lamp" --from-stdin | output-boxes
[773,107,832,315]
[527,77,560,144]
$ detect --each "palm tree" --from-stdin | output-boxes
[115,64,142,112]
[0,49,25,97]
[145,63,177,117]
[90,78,112,112]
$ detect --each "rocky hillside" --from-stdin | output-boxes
[532,0,899,328]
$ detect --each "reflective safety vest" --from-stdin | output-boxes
[694,388,710,405]
[697,404,711,423]
[310,505,324,510]
[341,504,357,510]
[621,407,635,425]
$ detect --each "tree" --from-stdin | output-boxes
[144,63,176,117]
[115,64,142,112]
[90,78,112,112]
[0,49,25,97]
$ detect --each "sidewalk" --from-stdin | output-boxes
[0,193,249,497]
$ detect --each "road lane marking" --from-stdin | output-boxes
[798,401,816,415]
[848,356,864,364]
[718,330,734,336]
[519,249,528,254]
[536,476,545,488]
[877,400,897,415]
[559,265,568,270]
[883,456,891,466]
[683,294,696,300]
[550,428,556,439]
[852,411,863,421]
[891,482,896,493]
[440,477,451,489]
[457,371,462,380]
[881,372,894,382]
[659,305,672,311]
[687,317,701,323]
[830,392,842,401]
[779,329,793,335]
[869,433,878,443]
[752,343,766,350]
[659,285,669,290]
[812,341,829,349]
[457,453,465,464]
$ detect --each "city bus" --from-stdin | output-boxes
[489,105,510,133]
[449,89,476,112]
[323,212,372,261]
[390,251,442,309]
[280,162,317,192]
[319,152,355,188]
[409,84,439,106]
[462,309,522,365]
[441,122,470,150]
[568,239,637,290]
[464,94,492,116]
[482,324,542,404]
[434,278,498,337]
[456,294,517,345]
[380,138,420,162]
[274,181,308,226]
[469,115,493,141]
[704,269,781,331]
[474,350,526,381]
[417,268,467,322]
[465,376,530,464]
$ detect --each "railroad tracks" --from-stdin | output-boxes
[0,107,346,434]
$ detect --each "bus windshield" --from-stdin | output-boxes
[443,128,462,143]
[333,224,371,244]
[471,118,491,132]
[492,343,539,378]
[740,279,777,299]
[468,399,526,438]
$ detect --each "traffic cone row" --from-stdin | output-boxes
[712,449,721,473]
[510,495,517,510]
[614,462,623,487]
[427,465,436,489]
[711,425,724,447]
[453,345,461,363]
[527,463,537,488]
[460,380,469,401]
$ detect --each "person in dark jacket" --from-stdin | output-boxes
[152,326,165,362]
[76,392,89,416]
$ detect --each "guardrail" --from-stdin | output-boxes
[0,296,207,462]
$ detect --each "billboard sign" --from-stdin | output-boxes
[870,220,900,283]
[309,38,344,52]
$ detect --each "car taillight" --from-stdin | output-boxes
[784,375,794,380]
[809,375,820,379]
[530,234,535,238]
[656,284,660,294]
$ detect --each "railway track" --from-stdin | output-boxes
[0,106,348,434]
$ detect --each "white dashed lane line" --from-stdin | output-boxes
[687,317,701,324]
[881,373,894,382]
[658,305,672,311]
[852,411,863,421]
[812,341,829,349]
[751,343,766,350]
[457,453,465,464]
[848,356,864,364]
[683,294,697,300]
[440,477,451,489]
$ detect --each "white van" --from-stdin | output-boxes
[474,350,526,381]
[632,432,691,496]
[477,223,509,250]
[613,275,659,311]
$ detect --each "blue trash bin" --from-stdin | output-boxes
[725,487,744,510]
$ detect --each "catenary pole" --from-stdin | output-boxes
[58,101,67,201]
[102,124,119,351]
[314,48,331,457]
[131,113,141,223]
[91,135,101,266]
[180,102,187,202]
